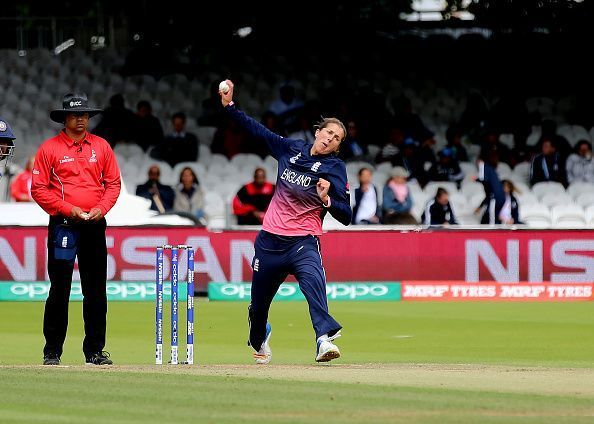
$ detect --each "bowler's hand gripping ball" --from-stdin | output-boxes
[219,80,230,94]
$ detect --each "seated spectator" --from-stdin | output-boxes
[392,138,428,186]
[10,156,35,202]
[340,120,367,162]
[134,100,164,152]
[382,167,417,225]
[498,180,522,225]
[352,167,381,224]
[135,165,175,213]
[538,119,572,161]
[288,112,315,143]
[391,96,434,146]
[566,140,594,184]
[211,115,248,159]
[375,126,403,164]
[232,167,275,225]
[268,83,304,131]
[480,128,511,165]
[173,167,205,222]
[151,112,199,167]
[530,138,567,187]
[93,93,135,146]
[422,187,457,226]
[428,147,465,188]
[242,112,283,158]
[445,125,468,162]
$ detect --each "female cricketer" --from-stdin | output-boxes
[219,80,352,363]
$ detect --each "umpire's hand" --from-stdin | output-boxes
[87,208,103,221]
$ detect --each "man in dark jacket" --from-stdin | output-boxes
[135,165,175,212]
[530,138,567,187]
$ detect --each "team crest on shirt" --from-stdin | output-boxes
[289,152,301,164]
[311,162,321,172]
[89,149,97,162]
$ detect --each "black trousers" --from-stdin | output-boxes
[43,216,108,357]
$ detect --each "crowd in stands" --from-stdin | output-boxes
[3,46,594,227]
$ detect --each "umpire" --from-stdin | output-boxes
[0,117,16,180]
[31,93,121,365]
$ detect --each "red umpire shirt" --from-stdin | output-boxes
[31,130,121,216]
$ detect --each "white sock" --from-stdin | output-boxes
[317,333,329,343]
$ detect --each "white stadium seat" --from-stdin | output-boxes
[520,203,551,228]
[424,181,458,198]
[575,192,594,209]
[531,181,566,199]
[567,182,594,200]
[540,192,573,208]
[550,204,586,228]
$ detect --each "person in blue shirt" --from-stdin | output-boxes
[220,80,352,364]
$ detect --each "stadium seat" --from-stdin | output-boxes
[550,204,586,228]
[575,192,594,209]
[424,181,458,197]
[540,192,573,208]
[567,182,594,200]
[531,181,566,199]
[511,162,531,184]
[461,181,484,201]
[459,161,477,178]
[585,205,594,227]
[519,203,551,228]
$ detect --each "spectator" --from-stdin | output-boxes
[151,112,199,167]
[422,187,457,226]
[538,119,572,161]
[10,156,35,202]
[566,140,594,184]
[197,80,226,128]
[457,92,489,144]
[498,179,522,225]
[391,96,434,146]
[135,165,175,212]
[232,167,275,225]
[242,112,283,158]
[340,120,367,162]
[480,128,511,165]
[382,167,417,225]
[288,112,315,143]
[352,167,381,224]
[93,94,135,146]
[445,125,468,162]
[173,167,205,222]
[530,138,567,187]
[428,147,465,188]
[375,126,403,164]
[211,115,248,159]
[0,116,16,181]
[268,83,304,130]
[133,100,164,152]
[392,138,428,186]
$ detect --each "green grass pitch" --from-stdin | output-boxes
[1,301,593,423]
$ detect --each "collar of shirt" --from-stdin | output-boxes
[172,131,186,138]
[58,129,90,147]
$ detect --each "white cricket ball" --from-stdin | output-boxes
[219,80,230,94]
